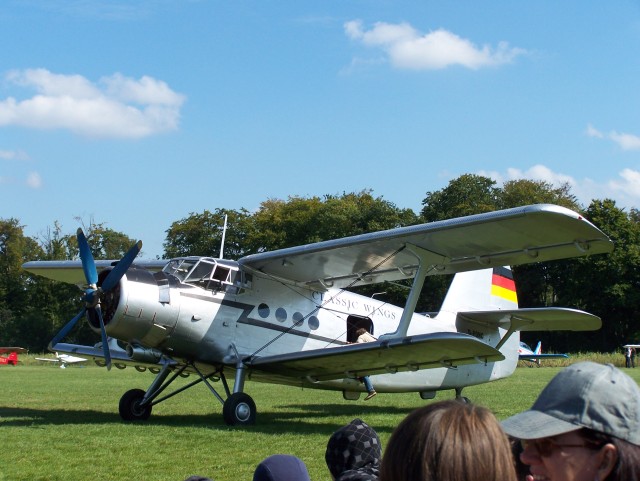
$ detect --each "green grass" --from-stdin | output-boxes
[2,355,640,481]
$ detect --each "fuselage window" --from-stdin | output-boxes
[275,307,287,323]
[292,311,304,326]
[308,315,320,330]
[258,303,270,318]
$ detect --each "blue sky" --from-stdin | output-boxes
[2,1,640,259]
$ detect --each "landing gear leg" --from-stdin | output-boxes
[222,362,256,426]
[116,355,257,426]
[455,387,470,404]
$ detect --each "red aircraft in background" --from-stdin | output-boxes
[0,347,27,365]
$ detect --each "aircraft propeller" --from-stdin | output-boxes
[49,228,142,371]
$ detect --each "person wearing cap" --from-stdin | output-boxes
[325,418,381,481]
[252,454,311,481]
[502,361,640,481]
[379,399,517,481]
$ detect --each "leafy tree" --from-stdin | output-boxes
[247,190,417,253]
[0,218,46,347]
[247,196,326,252]
[421,174,499,222]
[543,199,640,352]
[499,180,580,210]
[164,208,253,259]
[68,219,139,259]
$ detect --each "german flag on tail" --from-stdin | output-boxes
[491,267,518,305]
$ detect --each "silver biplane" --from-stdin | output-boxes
[22,204,612,425]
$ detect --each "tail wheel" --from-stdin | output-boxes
[119,388,152,421]
[223,392,256,426]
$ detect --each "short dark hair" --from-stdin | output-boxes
[580,428,640,481]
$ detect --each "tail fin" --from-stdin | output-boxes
[7,352,19,365]
[534,341,542,355]
[440,266,519,314]
[534,341,542,365]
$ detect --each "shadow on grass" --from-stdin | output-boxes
[0,402,413,435]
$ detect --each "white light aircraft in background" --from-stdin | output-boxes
[22,204,613,425]
[518,341,569,367]
[35,352,88,368]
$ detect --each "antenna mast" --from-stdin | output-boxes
[219,214,228,259]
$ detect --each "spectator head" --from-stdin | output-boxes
[253,454,310,481]
[502,362,640,481]
[325,418,381,481]
[380,399,516,481]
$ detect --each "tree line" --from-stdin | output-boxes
[2,175,638,353]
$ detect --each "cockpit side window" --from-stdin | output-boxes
[212,266,230,283]
[163,259,198,282]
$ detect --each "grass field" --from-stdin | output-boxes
[1,354,638,481]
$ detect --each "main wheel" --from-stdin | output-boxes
[222,392,256,425]
[119,388,152,421]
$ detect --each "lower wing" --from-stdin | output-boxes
[246,332,503,382]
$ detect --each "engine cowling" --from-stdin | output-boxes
[89,267,180,348]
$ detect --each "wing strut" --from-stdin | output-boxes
[494,316,535,350]
[379,243,438,340]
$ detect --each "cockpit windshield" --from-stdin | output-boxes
[163,257,251,293]
[163,258,199,282]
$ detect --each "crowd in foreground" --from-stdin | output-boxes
[184,361,640,481]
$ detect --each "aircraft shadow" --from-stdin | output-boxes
[0,403,413,435]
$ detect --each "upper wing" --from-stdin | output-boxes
[456,307,602,332]
[21,259,167,285]
[35,357,61,363]
[239,204,613,290]
[246,332,504,382]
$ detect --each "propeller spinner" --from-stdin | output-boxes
[49,228,142,370]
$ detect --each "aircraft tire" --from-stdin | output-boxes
[222,392,256,426]
[119,388,152,421]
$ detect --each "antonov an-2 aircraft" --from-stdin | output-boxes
[22,204,613,425]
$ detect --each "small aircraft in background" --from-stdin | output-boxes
[0,347,27,365]
[35,352,87,368]
[518,341,569,366]
[22,204,613,425]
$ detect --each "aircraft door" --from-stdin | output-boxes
[346,315,374,343]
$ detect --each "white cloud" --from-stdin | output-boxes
[585,124,603,139]
[26,171,42,189]
[0,149,29,160]
[608,168,640,198]
[0,69,186,139]
[586,124,640,151]
[479,164,640,210]
[344,20,526,70]
[609,131,640,151]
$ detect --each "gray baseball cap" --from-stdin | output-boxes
[502,361,640,445]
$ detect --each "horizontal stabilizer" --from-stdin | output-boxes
[457,307,601,332]
[246,332,504,382]
[519,353,569,360]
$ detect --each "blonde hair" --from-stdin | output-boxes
[380,400,517,481]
